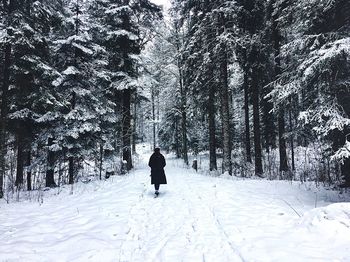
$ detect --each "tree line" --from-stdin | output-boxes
[0,0,162,198]
[151,0,350,186]
[1,0,350,199]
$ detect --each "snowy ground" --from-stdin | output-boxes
[1,146,350,262]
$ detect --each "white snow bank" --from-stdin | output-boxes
[298,203,350,236]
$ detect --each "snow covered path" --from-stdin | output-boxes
[1,151,350,262]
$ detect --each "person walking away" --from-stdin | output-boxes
[148,148,167,196]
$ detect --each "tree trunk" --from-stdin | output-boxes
[68,91,76,183]
[243,70,252,163]
[122,89,133,170]
[175,120,181,158]
[179,68,188,165]
[272,8,289,173]
[151,87,156,149]
[181,100,188,165]
[68,156,74,184]
[278,109,288,172]
[252,63,263,176]
[341,157,350,187]
[0,128,6,198]
[70,4,80,183]
[1,1,16,196]
[99,142,103,180]
[132,91,137,154]
[174,23,188,166]
[218,12,232,175]
[262,92,276,152]
[205,1,217,171]
[115,91,123,155]
[15,129,24,187]
[289,108,295,171]
[0,33,12,198]
[208,85,217,171]
[46,137,56,187]
[26,149,32,191]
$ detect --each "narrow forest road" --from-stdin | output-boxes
[1,148,350,262]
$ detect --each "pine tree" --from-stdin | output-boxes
[236,0,266,176]
[1,0,61,189]
[171,0,236,172]
[269,0,289,173]
[53,0,102,184]
[0,0,14,197]
[89,0,161,172]
[217,9,233,175]
[269,0,350,185]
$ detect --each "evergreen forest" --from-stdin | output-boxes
[1,0,350,199]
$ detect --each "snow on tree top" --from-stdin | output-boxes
[62,66,80,76]
[107,30,138,41]
[301,37,350,81]
[8,108,38,120]
[36,112,60,123]
[72,42,93,55]
[333,141,350,162]
[0,29,6,41]
[55,35,91,47]
[105,5,132,16]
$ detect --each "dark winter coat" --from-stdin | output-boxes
[148,152,167,185]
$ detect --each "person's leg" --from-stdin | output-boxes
[155,184,160,191]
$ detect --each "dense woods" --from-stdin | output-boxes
[0,0,162,198]
[152,0,350,185]
[0,0,349,199]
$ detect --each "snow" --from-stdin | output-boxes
[36,112,60,123]
[62,66,80,76]
[107,30,139,41]
[300,37,350,82]
[150,0,171,10]
[8,108,37,120]
[105,5,131,15]
[0,29,8,42]
[299,203,350,233]
[333,141,350,163]
[1,145,350,261]
[72,42,93,55]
